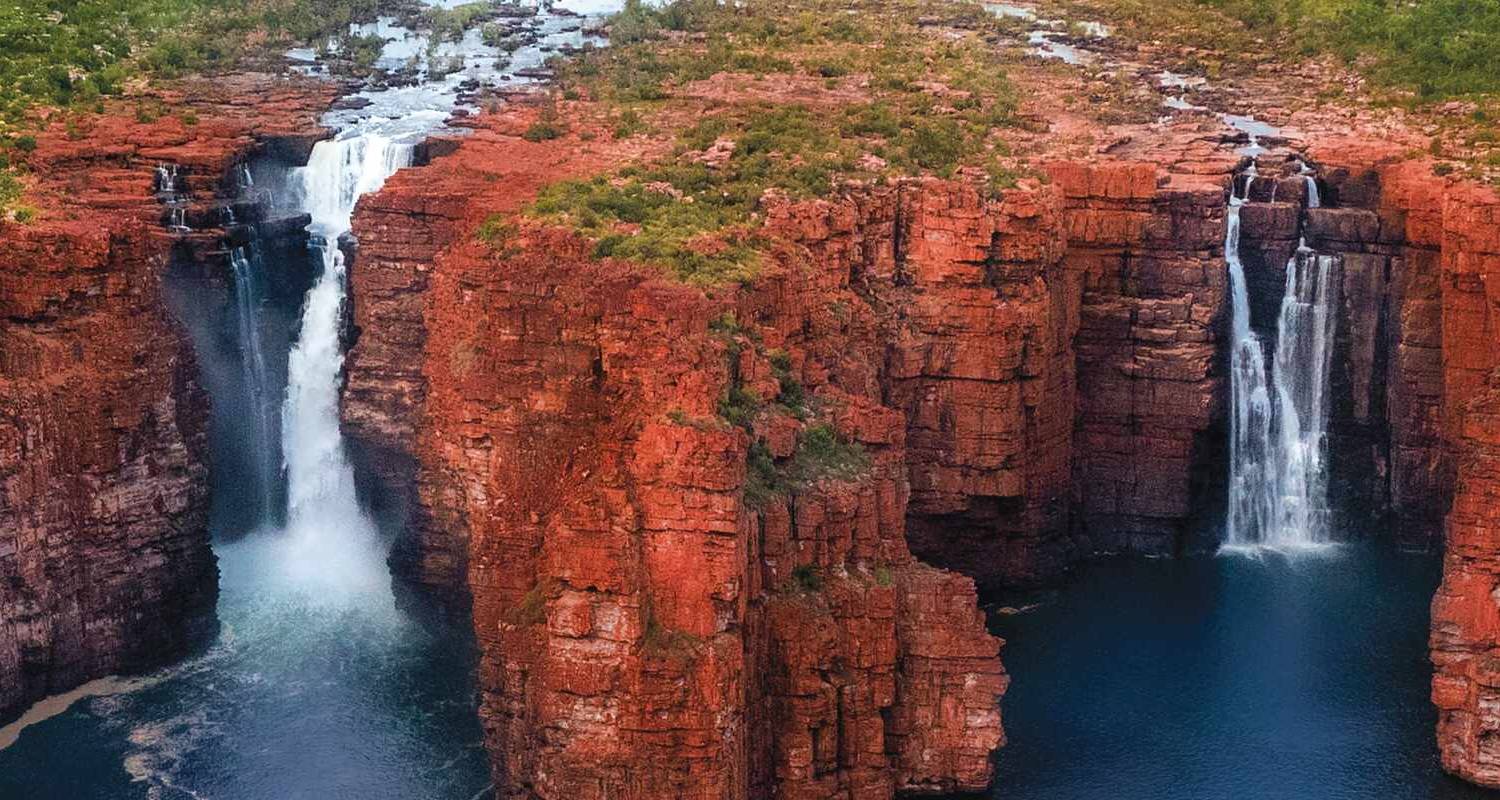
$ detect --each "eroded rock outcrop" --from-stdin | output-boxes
[1047,148,1237,558]
[344,107,1008,798]
[0,75,329,722]
[1423,180,1500,787]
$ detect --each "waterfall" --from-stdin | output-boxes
[230,246,276,522]
[277,133,412,598]
[1222,168,1339,551]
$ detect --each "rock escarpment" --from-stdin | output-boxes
[0,76,329,723]
[345,111,1009,798]
[1047,148,1237,560]
[1277,137,1500,789]
[1421,177,1500,786]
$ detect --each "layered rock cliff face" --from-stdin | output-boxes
[1047,144,1237,560]
[344,110,1011,797]
[1421,177,1500,786]
[1299,142,1456,541]
[1265,138,1500,789]
[0,76,328,723]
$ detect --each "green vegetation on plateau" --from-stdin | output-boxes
[492,0,1025,285]
[1064,0,1500,101]
[0,0,392,217]
[1200,0,1500,100]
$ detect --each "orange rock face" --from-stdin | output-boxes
[1424,180,1500,786]
[0,75,330,722]
[1047,150,1238,559]
[1306,139,1500,789]
[334,88,1500,797]
[344,108,1008,798]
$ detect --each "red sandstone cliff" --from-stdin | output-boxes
[345,106,1009,798]
[1423,179,1500,786]
[1297,140,1500,789]
[0,76,329,722]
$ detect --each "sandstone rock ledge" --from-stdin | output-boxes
[345,106,1011,799]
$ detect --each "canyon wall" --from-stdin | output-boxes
[1047,144,1237,560]
[0,77,327,723]
[0,215,216,722]
[1303,142,1454,542]
[334,95,1500,793]
[344,117,1017,797]
[1298,138,1500,790]
[1422,177,1500,787]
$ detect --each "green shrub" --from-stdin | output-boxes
[523,0,1027,285]
[1163,0,1500,100]
[609,0,663,44]
[476,215,522,257]
[768,350,805,410]
[786,423,869,486]
[718,384,760,430]
[907,118,965,174]
[791,564,823,592]
[743,439,781,509]
[523,121,565,142]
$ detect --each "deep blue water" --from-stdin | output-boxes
[988,543,1498,800]
[0,539,490,800]
[5,541,1488,799]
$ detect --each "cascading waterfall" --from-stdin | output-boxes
[277,133,412,598]
[0,5,615,796]
[1223,165,1340,551]
[230,245,277,521]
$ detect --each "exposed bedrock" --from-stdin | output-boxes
[1047,152,1236,560]
[1416,173,1500,786]
[344,121,1016,795]
[336,101,1500,790]
[0,76,330,724]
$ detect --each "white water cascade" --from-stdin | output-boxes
[276,133,412,598]
[229,245,276,519]
[1223,168,1340,552]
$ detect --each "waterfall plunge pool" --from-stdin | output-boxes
[980,543,1492,800]
[0,537,491,799]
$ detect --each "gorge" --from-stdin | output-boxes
[2,0,1500,798]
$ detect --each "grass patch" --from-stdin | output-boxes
[1064,0,1500,102]
[1199,0,1500,100]
[768,350,805,410]
[785,423,869,485]
[497,0,1025,285]
[0,0,406,214]
[743,439,780,509]
[742,422,872,509]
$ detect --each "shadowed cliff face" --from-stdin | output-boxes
[0,217,216,724]
[0,75,332,724]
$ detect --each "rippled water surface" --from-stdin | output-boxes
[0,539,490,800]
[988,544,1495,800]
